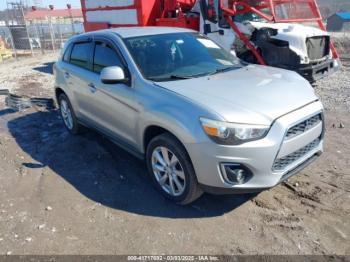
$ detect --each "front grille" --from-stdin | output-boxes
[273,138,320,171]
[286,114,322,140]
[306,36,330,61]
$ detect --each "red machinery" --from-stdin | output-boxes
[80,0,339,66]
[80,0,199,32]
[156,0,199,29]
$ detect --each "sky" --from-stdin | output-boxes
[0,0,82,11]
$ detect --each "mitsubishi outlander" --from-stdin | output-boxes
[54,27,324,204]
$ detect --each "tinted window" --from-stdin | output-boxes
[70,42,91,69]
[63,44,72,62]
[93,42,123,73]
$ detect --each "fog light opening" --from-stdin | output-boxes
[220,164,252,185]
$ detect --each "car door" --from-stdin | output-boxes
[85,38,139,148]
[62,39,97,122]
[199,0,236,51]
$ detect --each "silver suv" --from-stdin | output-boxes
[54,27,324,204]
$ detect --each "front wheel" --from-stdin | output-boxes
[146,133,203,205]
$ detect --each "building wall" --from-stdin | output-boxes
[327,15,344,31]
[27,17,84,25]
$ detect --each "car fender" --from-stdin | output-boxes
[137,106,203,154]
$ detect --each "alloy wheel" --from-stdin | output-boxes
[151,146,186,196]
[60,99,73,130]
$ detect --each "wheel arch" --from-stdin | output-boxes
[53,87,65,108]
[55,87,66,103]
[142,124,196,167]
[143,125,190,154]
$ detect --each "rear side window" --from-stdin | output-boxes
[62,44,72,62]
[70,42,91,69]
[93,42,123,73]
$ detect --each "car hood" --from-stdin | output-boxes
[156,65,318,125]
[248,21,328,37]
[248,21,329,59]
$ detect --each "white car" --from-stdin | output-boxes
[197,0,341,82]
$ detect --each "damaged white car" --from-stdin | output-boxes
[195,0,341,82]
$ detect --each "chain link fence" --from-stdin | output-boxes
[0,21,84,63]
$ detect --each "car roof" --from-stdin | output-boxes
[84,26,196,39]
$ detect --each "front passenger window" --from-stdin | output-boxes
[93,42,123,74]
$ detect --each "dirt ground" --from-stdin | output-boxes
[0,53,349,255]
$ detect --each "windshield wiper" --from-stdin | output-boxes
[148,75,194,82]
[207,66,241,76]
[169,75,193,80]
[147,67,241,82]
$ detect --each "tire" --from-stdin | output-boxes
[146,133,203,205]
[58,93,82,135]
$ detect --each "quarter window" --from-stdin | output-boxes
[93,42,123,73]
[63,44,73,62]
[70,42,91,69]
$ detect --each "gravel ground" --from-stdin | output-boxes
[0,53,349,255]
[314,58,350,112]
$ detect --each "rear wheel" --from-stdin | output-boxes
[146,133,203,205]
[58,93,82,134]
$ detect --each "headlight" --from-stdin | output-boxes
[200,117,270,145]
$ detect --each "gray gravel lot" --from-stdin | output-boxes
[0,53,349,255]
[314,58,350,111]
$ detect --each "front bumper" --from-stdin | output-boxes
[297,58,341,83]
[186,101,324,194]
[200,152,321,195]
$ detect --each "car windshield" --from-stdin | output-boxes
[123,32,243,82]
[233,8,271,23]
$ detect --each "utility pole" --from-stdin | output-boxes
[48,15,56,52]
[57,17,63,48]
[19,2,34,56]
[48,5,56,52]
[5,2,10,26]
[67,4,76,35]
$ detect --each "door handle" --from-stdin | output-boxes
[64,72,70,78]
[88,83,97,93]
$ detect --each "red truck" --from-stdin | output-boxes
[80,0,340,82]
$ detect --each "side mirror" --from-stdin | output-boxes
[100,66,127,84]
[203,24,225,35]
[203,24,212,34]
